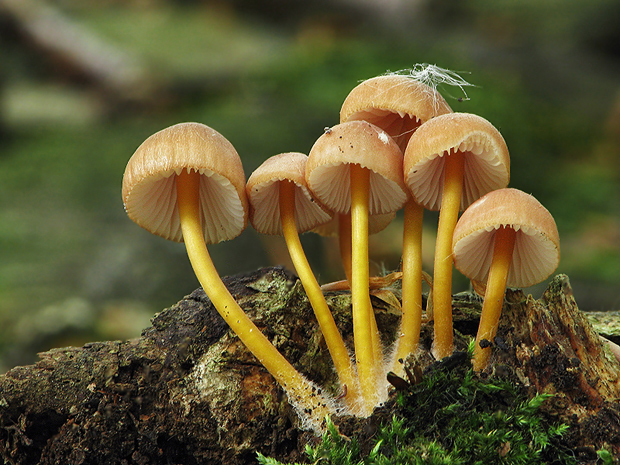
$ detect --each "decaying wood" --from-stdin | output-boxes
[0,266,399,464]
[494,276,620,455]
[0,267,618,464]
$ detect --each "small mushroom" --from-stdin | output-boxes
[341,75,453,374]
[123,123,335,433]
[340,74,453,376]
[404,112,510,360]
[340,74,452,152]
[246,152,361,412]
[452,188,560,371]
[306,121,408,414]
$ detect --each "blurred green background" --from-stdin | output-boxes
[1,0,619,371]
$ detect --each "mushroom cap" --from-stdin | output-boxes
[246,152,333,235]
[122,122,249,244]
[452,188,560,288]
[306,121,408,215]
[340,75,452,150]
[404,112,510,211]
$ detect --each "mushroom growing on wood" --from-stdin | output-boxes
[339,73,454,376]
[452,188,560,371]
[306,121,408,414]
[404,112,510,360]
[246,152,361,412]
[122,123,335,433]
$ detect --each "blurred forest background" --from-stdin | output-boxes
[0,0,619,371]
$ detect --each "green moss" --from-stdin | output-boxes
[258,352,579,465]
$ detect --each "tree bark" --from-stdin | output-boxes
[495,276,620,457]
[0,267,618,464]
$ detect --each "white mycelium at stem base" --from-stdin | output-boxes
[306,121,408,415]
[452,188,560,372]
[122,123,335,434]
[278,180,362,412]
[404,113,510,360]
[175,170,335,428]
[349,163,378,414]
[339,73,454,374]
[245,151,361,412]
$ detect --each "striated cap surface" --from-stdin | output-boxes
[340,75,452,151]
[452,188,560,288]
[122,122,248,243]
[404,112,510,211]
[306,121,408,216]
[246,152,333,235]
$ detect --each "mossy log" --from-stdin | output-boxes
[0,267,618,464]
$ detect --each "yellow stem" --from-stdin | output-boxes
[337,212,382,372]
[473,226,516,371]
[279,181,361,411]
[176,170,333,433]
[350,164,381,414]
[432,151,464,360]
[392,198,424,375]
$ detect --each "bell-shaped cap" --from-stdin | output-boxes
[246,152,333,235]
[306,121,408,216]
[404,112,510,211]
[452,188,560,288]
[340,74,452,151]
[122,122,249,244]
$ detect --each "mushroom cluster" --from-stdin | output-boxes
[122,69,560,432]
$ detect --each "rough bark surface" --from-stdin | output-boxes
[494,276,620,458]
[0,267,618,464]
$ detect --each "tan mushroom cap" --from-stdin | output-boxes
[122,122,249,244]
[246,152,333,235]
[452,188,560,288]
[340,75,452,150]
[306,121,408,215]
[404,112,510,211]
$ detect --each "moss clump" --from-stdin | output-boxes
[258,350,578,465]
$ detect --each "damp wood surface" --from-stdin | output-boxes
[0,266,619,464]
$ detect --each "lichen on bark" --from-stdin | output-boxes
[0,268,619,464]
